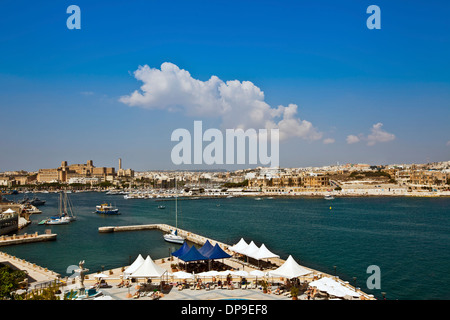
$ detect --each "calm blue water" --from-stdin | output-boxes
[3,193,450,300]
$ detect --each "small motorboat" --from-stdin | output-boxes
[95,203,120,215]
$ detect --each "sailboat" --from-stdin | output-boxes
[163,179,185,244]
[39,192,76,225]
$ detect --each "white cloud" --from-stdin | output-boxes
[346,135,360,144]
[347,123,395,146]
[367,123,396,146]
[120,62,322,141]
[446,140,450,147]
[323,138,335,144]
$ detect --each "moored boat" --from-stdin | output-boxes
[163,179,185,244]
[95,203,120,215]
[163,229,185,244]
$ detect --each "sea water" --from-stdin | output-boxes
[3,192,450,300]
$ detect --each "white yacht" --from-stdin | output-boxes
[163,179,185,244]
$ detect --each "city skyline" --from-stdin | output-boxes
[1,1,449,171]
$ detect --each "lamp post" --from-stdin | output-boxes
[333,266,337,278]
[353,277,357,291]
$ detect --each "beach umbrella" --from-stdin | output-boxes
[249,270,266,286]
[249,270,265,277]
[171,271,195,279]
[232,270,249,277]
[198,270,219,277]
[94,273,109,279]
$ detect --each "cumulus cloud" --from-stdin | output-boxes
[346,135,360,144]
[446,141,450,147]
[323,138,335,144]
[367,123,396,146]
[119,62,322,141]
[347,123,395,146]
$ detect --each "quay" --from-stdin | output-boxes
[0,251,60,289]
[0,231,57,247]
[97,223,375,300]
[99,223,286,265]
[99,224,232,253]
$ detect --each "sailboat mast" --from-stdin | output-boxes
[175,178,177,229]
[59,192,62,216]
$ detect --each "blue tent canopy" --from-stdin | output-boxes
[198,240,214,256]
[171,241,190,258]
[178,245,209,262]
[206,244,232,260]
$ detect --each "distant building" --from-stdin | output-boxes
[37,160,116,183]
[117,158,134,178]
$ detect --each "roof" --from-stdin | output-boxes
[268,255,312,279]
[229,238,248,253]
[198,240,214,256]
[130,255,167,278]
[178,245,209,262]
[206,244,232,260]
[123,254,145,276]
[252,244,280,260]
[172,242,191,257]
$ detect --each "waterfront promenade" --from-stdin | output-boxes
[0,251,60,289]
[92,223,375,300]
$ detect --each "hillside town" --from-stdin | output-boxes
[1,159,449,197]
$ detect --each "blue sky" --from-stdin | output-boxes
[0,0,449,171]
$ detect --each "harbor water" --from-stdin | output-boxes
[3,192,450,300]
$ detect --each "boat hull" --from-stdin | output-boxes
[163,234,185,244]
[95,209,120,215]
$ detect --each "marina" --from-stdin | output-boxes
[1,191,450,300]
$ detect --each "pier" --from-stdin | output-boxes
[0,231,57,247]
[99,224,230,252]
[97,223,375,300]
[99,223,285,269]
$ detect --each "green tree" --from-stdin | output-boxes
[0,264,27,300]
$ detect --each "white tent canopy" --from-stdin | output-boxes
[252,244,280,260]
[130,255,167,278]
[231,239,279,261]
[3,208,15,214]
[241,241,260,258]
[123,254,145,278]
[268,255,312,279]
[309,277,361,298]
[229,238,249,254]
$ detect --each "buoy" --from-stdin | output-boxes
[329,207,332,210]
